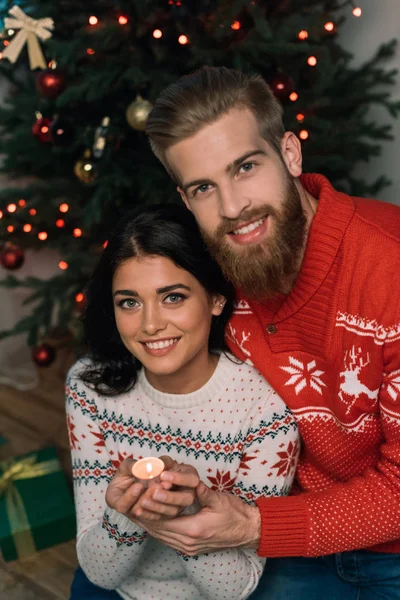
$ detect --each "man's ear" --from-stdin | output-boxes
[177,186,191,211]
[280,131,303,178]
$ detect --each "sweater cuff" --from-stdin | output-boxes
[103,507,147,545]
[256,495,310,558]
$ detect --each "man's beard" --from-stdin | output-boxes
[201,175,307,299]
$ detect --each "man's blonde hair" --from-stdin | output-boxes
[146,66,285,183]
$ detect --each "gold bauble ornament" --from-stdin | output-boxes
[74,149,97,184]
[126,95,152,131]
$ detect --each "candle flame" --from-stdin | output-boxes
[146,462,153,474]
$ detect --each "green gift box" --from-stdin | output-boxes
[0,447,76,562]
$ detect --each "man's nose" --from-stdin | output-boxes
[218,182,251,220]
[141,304,166,335]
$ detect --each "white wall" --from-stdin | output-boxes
[339,0,400,205]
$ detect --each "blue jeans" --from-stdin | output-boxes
[70,566,121,599]
[250,551,400,599]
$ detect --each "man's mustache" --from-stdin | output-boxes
[213,205,277,237]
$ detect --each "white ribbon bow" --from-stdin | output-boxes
[3,6,54,70]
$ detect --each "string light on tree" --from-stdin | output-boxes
[270,73,296,101]
[298,30,308,40]
[88,16,98,25]
[38,231,48,241]
[59,203,69,213]
[7,203,17,213]
[178,34,188,45]
[0,210,3,219]
[23,224,32,232]
[352,6,362,17]
[296,113,305,122]
[50,117,74,145]
[231,21,241,30]
[299,129,309,140]
[18,199,26,207]
[73,228,82,238]
[55,219,65,228]
[118,16,128,25]
[289,92,298,102]
[324,21,335,32]
[153,29,162,38]
[7,225,14,233]
[59,260,68,270]
[307,56,317,66]
[75,292,87,311]
[29,208,36,216]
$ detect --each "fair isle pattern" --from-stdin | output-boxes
[102,513,147,546]
[385,370,400,402]
[290,405,377,433]
[68,379,296,460]
[280,357,326,395]
[72,458,115,485]
[66,353,299,599]
[226,323,253,365]
[232,482,292,502]
[336,311,400,345]
[233,299,253,315]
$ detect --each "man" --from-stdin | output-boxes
[118,66,400,597]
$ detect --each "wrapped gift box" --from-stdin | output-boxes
[0,446,76,561]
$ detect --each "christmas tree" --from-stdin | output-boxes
[0,0,399,364]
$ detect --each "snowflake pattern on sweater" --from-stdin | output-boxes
[66,353,299,600]
[226,173,400,558]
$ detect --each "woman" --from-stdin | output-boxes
[66,204,299,600]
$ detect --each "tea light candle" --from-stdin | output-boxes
[131,457,165,487]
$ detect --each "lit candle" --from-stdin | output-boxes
[131,457,165,487]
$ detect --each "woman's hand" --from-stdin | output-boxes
[105,456,200,522]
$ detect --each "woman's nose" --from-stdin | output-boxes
[141,305,166,335]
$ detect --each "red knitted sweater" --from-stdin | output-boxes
[226,173,400,558]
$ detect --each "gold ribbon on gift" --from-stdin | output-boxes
[3,6,54,70]
[0,455,60,559]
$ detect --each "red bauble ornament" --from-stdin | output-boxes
[0,245,25,270]
[36,69,67,98]
[270,73,296,100]
[32,343,56,367]
[32,117,52,143]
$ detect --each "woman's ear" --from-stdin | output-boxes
[211,295,226,316]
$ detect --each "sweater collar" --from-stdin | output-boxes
[248,173,355,321]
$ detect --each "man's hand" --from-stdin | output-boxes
[106,457,199,521]
[135,480,262,556]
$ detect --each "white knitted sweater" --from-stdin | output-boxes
[66,353,299,600]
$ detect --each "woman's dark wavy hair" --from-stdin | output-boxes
[79,203,234,396]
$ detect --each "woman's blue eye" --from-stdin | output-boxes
[165,293,185,304]
[119,298,138,309]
